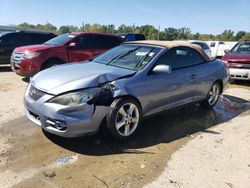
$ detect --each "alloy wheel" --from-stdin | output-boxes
[208,84,220,106]
[115,103,140,137]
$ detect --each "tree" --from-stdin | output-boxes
[220,30,234,41]
[117,24,134,34]
[68,25,79,32]
[235,31,246,41]
[82,23,91,32]
[177,27,191,40]
[44,22,57,31]
[137,25,158,40]
[199,34,215,41]
[193,32,200,40]
[90,23,103,32]
[240,33,250,41]
[164,27,178,40]
[58,26,70,34]
[15,22,250,41]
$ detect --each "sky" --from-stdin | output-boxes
[0,0,249,34]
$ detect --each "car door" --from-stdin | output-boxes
[68,34,96,62]
[143,47,204,116]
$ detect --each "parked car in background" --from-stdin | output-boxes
[206,41,237,58]
[11,32,124,77]
[24,41,229,140]
[116,33,145,41]
[0,30,56,65]
[222,40,250,81]
[188,40,212,57]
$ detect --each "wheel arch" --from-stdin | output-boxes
[214,79,223,94]
[42,57,65,70]
[113,95,142,109]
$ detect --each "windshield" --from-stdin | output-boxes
[93,45,161,70]
[231,43,250,53]
[44,33,76,46]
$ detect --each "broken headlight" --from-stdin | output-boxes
[48,88,101,106]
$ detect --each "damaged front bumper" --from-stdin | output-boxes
[24,85,112,138]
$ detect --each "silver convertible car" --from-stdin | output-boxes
[24,41,230,140]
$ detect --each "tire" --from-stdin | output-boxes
[42,59,64,70]
[200,82,221,108]
[106,98,142,141]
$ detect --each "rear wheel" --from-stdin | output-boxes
[200,82,221,108]
[106,98,142,141]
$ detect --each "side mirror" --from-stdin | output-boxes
[152,65,171,74]
[68,42,77,48]
[224,49,230,53]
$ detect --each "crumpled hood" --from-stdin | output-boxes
[14,44,54,53]
[31,62,135,95]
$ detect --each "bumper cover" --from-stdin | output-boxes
[229,68,250,80]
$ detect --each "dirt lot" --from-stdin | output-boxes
[0,65,250,188]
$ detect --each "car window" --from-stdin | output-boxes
[156,47,205,70]
[192,42,209,50]
[93,35,121,49]
[202,43,210,50]
[231,42,250,53]
[210,42,216,47]
[135,34,145,40]
[30,33,55,44]
[74,35,93,49]
[44,33,76,46]
[0,33,23,48]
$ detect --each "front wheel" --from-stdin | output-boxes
[106,98,142,141]
[200,82,221,108]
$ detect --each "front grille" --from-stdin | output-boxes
[228,61,250,69]
[29,85,45,101]
[11,52,24,69]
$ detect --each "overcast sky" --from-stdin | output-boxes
[0,0,249,34]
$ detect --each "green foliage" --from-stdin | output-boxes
[240,33,250,41]
[17,22,249,41]
[220,29,234,41]
[235,31,247,40]
[58,26,70,34]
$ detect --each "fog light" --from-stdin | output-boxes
[46,119,67,131]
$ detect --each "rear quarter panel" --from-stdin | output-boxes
[195,59,229,99]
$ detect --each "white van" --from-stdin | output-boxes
[206,41,237,58]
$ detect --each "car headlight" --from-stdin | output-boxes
[221,60,228,63]
[24,51,41,59]
[48,88,100,106]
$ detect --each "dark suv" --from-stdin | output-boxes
[0,31,56,65]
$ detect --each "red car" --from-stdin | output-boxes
[222,41,250,81]
[11,32,124,76]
